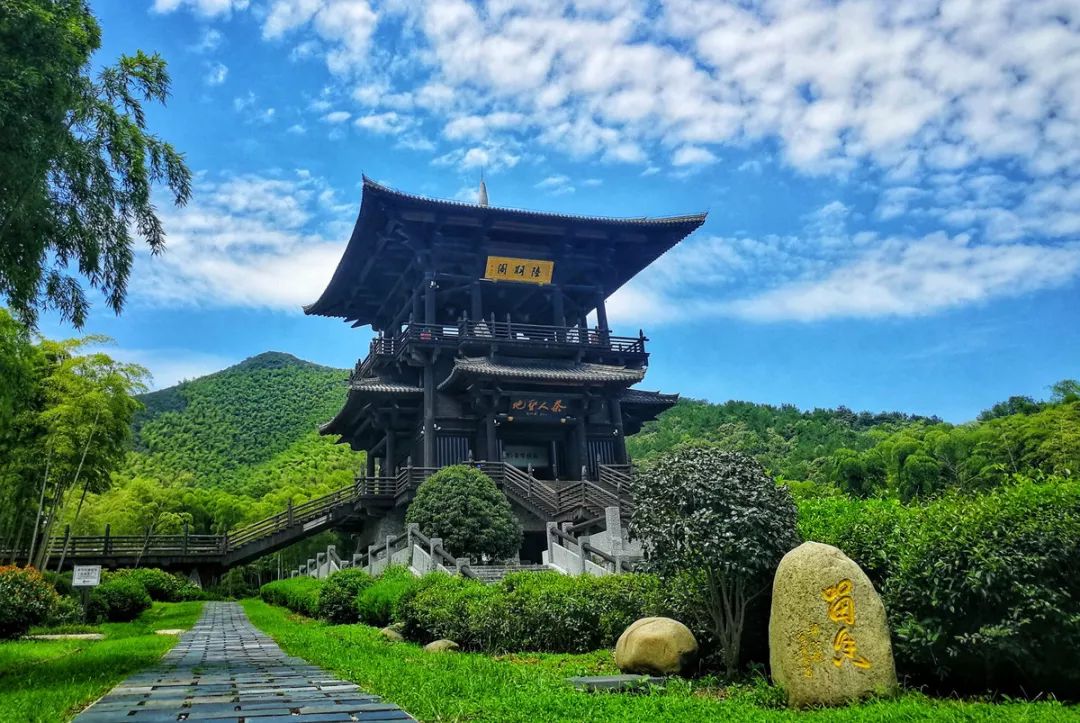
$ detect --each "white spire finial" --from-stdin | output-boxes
[477,168,489,207]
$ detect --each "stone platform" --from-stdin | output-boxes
[75,601,415,722]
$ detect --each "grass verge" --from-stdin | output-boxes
[0,601,203,723]
[242,599,1076,723]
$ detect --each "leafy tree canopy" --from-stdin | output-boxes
[0,0,191,327]
[631,445,799,677]
[406,465,522,561]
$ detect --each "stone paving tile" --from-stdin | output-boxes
[74,601,417,723]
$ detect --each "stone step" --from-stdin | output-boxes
[469,563,552,582]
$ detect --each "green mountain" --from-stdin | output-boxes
[67,352,363,536]
[128,351,356,493]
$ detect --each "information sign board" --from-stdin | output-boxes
[72,565,102,587]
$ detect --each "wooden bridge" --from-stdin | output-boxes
[4,462,635,575]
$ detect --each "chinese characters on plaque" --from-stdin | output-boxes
[509,396,568,418]
[484,255,554,285]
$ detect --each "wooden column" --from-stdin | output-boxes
[470,283,483,324]
[552,286,565,325]
[365,451,375,478]
[411,290,422,326]
[385,430,396,475]
[423,363,435,468]
[424,276,436,324]
[596,290,610,343]
[486,413,497,462]
[609,396,626,463]
[576,414,589,480]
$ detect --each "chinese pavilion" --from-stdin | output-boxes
[306,178,705,553]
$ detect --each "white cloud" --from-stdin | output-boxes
[134,171,351,311]
[354,111,410,134]
[730,236,1080,322]
[672,145,717,167]
[152,0,248,17]
[607,201,1080,325]
[190,28,224,53]
[322,110,352,124]
[204,62,228,86]
[535,174,574,195]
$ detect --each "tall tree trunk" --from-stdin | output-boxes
[51,411,100,572]
[34,478,64,570]
[26,453,52,567]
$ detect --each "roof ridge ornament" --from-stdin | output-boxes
[478,169,489,207]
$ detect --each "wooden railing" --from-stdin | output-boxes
[226,484,357,550]
[352,320,647,381]
[475,461,561,517]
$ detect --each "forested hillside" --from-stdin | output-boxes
[64,352,363,536]
[128,352,351,491]
[626,400,936,479]
[64,350,1079,542]
[630,383,1080,501]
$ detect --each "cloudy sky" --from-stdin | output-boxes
[48,0,1079,421]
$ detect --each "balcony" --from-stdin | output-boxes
[353,320,648,380]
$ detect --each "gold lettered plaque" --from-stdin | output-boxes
[484,256,554,285]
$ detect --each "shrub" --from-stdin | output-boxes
[111,568,201,602]
[317,568,373,624]
[87,576,151,622]
[355,566,422,627]
[44,595,85,627]
[885,476,1080,696]
[399,570,663,653]
[406,465,522,561]
[0,566,59,638]
[631,446,799,677]
[42,570,73,597]
[259,577,324,617]
[797,495,910,588]
[399,573,494,647]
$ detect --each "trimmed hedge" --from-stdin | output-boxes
[0,566,59,638]
[260,577,324,618]
[400,571,663,653]
[801,475,1080,697]
[317,569,373,624]
[355,566,423,627]
[87,576,152,622]
[111,568,202,602]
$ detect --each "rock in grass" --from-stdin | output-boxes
[380,627,404,642]
[769,541,898,708]
[423,639,459,652]
[614,617,698,675]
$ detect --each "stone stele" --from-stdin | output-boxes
[769,541,898,707]
[614,617,698,675]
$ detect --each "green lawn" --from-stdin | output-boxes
[242,599,1077,723]
[0,601,203,723]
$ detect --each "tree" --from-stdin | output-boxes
[0,315,147,566]
[405,465,522,561]
[631,445,799,678]
[0,0,191,327]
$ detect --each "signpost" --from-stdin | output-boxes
[72,564,101,615]
[72,565,102,587]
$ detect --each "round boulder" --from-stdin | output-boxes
[423,639,460,653]
[769,541,898,708]
[379,627,404,642]
[614,617,698,675]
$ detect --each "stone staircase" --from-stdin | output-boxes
[468,563,552,583]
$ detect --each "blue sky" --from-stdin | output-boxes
[42,0,1080,421]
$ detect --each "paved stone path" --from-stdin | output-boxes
[75,601,415,723]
